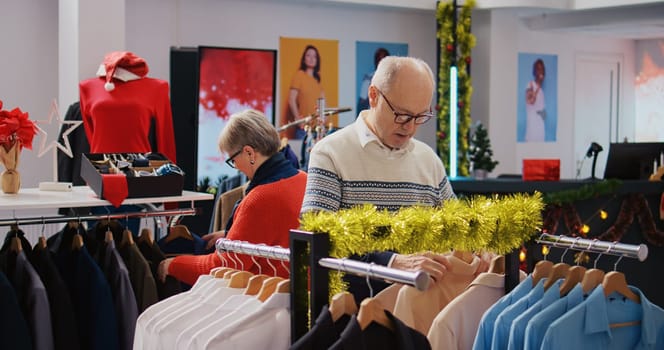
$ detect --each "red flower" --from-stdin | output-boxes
[446,44,454,52]
[465,56,472,64]
[0,100,37,150]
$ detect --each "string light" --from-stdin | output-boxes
[600,210,608,220]
[581,224,590,234]
[519,247,526,262]
[541,245,549,257]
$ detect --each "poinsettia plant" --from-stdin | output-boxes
[0,99,37,151]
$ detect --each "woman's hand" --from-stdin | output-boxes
[202,230,226,250]
[157,258,174,283]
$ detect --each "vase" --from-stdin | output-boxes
[0,140,22,194]
[473,169,488,180]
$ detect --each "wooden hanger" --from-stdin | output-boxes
[36,236,48,251]
[10,236,22,253]
[228,271,253,288]
[357,297,393,331]
[602,271,640,303]
[137,228,154,245]
[256,276,285,302]
[165,225,193,243]
[243,274,269,296]
[121,228,135,247]
[105,230,114,244]
[329,291,358,322]
[275,278,290,294]
[559,265,587,296]
[71,233,84,251]
[531,260,553,287]
[213,267,235,278]
[581,268,605,294]
[543,262,570,291]
[488,255,505,274]
[452,250,475,264]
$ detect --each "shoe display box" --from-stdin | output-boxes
[81,153,184,199]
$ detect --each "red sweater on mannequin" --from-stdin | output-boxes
[79,77,177,163]
[169,171,307,285]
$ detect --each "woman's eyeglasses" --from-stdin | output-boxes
[376,88,434,125]
[225,148,243,168]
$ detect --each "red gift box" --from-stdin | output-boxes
[523,159,560,181]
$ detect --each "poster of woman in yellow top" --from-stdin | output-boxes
[279,37,338,140]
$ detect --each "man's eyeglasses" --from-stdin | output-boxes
[225,148,243,168]
[376,88,434,125]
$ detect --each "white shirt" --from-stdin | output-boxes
[202,292,291,350]
[133,275,214,350]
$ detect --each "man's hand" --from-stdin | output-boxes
[157,258,174,283]
[201,230,226,250]
[390,252,451,283]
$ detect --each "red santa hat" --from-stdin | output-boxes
[101,51,149,91]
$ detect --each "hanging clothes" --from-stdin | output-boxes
[29,244,81,350]
[118,242,159,312]
[54,235,119,350]
[290,305,352,350]
[522,283,585,350]
[4,250,54,350]
[0,270,32,350]
[539,285,664,349]
[98,239,138,350]
[136,238,182,300]
[329,311,431,350]
[428,272,507,350]
[393,254,483,335]
[473,275,534,350]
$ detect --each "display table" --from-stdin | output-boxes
[0,186,213,210]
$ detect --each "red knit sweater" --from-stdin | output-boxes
[79,77,177,163]
[169,171,307,285]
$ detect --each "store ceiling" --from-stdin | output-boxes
[301,0,664,40]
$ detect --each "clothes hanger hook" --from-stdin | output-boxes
[250,245,262,275]
[366,262,375,298]
[276,246,288,277]
[609,241,622,271]
[558,235,571,263]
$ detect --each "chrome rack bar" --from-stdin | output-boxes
[215,238,290,261]
[319,257,430,291]
[535,233,648,262]
[0,208,199,227]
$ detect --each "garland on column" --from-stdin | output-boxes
[300,192,543,295]
[436,0,475,176]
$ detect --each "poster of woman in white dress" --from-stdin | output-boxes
[517,53,558,142]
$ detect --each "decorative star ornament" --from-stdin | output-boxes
[35,99,82,158]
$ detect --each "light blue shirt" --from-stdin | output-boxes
[491,277,547,350]
[507,278,563,350]
[524,283,585,350]
[540,285,664,350]
[472,275,533,350]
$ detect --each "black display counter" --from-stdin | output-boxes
[450,177,664,308]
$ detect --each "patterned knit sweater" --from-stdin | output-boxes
[301,113,455,213]
[169,171,307,286]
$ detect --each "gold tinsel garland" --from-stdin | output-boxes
[300,192,544,295]
[436,0,476,176]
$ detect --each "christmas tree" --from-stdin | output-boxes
[469,123,499,173]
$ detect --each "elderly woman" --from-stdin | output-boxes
[158,109,307,285]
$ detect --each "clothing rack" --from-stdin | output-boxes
[535,233,649,262]
[214,238,290,261]
[0,208,200,227]
[289,229,435,344]
[318,258,430,291]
